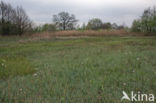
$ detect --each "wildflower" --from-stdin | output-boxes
[1,63,4,67]
[132,70,135,73]
[19,88,22,91]
[123,83,126,86]
[33,73,37,76]
[137,58,140,61]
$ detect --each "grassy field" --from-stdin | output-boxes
[0,36,156,103]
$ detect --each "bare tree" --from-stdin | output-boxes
[0,1,7,23]
[0,1,32,35]
[53,12,78,30]
[15,6,32,35]
[0,1,16,35]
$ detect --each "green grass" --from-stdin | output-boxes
[0,36,156,103]
[0,56,36,79]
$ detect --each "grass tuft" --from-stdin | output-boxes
[0,56,36,79]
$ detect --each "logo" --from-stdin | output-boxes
[121,91,155,102]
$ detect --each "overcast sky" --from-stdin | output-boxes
[5,0,156,27]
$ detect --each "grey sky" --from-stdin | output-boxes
[5,0,156,27]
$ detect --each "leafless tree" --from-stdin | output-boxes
[0,1,32,35]
[15,6,32,35]
[53,12,78,30]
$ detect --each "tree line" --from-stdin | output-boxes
[34,12,125,32]
[131,6,156,33]
[0,1,155,36]
[0,1,32,35]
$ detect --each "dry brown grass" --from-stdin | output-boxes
[25,29,144,41]
[54,29,129,36]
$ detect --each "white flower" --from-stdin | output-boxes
[132,70,135,73]
[137,58,140,61]
[1,63,4,66]
[19,88,22,91]
[123,83,126,86]
[33,73,37,76]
